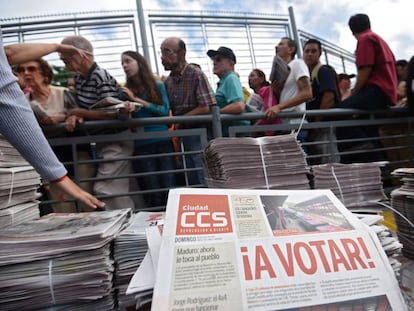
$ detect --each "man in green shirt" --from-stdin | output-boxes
[207,46,250,136]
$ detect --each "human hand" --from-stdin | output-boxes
[50,176,105,210]
[39,115,65,125]
[57,44,92,59]
[265,105,281,120]
[120,87,135,101]
[121,102,136,113]
[65,114,83,132]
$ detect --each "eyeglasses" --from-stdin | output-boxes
[15,65,39,74]
[159,48,181,56]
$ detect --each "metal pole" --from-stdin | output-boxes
[136,0,150,63]
[210,105,223,138]
[288,6,302,59]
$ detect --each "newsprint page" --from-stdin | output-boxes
[151,188,406,311]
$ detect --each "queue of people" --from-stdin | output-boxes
[4,12,412,212]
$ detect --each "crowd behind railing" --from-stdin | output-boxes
[40,106,414,213]
[4,12,414,216]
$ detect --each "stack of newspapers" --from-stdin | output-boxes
[125,215,164,310]
[354,213,402,274]
[202,134,310,190]
[390,168,414,260]
[0,135,41,228]
[114,211,164,310]
[311,162,388,212]
[0,209,131,310]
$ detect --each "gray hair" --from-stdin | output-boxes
[62,35,93,53]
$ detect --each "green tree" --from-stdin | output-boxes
[52,65,74,87]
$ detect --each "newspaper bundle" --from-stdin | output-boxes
[151,188,406,310]
[203,135,310,190]
[0,134,42,228]
[0,209,131,310]
[114,211,164,310]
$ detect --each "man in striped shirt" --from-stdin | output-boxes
[61,35,135,211]
[1,31,104,210]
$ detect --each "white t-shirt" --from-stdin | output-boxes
[279,58,309,124]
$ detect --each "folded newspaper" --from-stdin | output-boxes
[151,188,406,311]
[89,97,143,111]
[0,209,131,266]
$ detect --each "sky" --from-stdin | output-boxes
[1,0,412,61]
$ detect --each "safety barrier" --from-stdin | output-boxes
[40,107,414,212]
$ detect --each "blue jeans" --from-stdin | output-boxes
[181,135,205,186]
[133,140,176,207]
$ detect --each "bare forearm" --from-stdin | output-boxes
[69,109,116,120]
[352,66,372,94]
[5,43,60,65]
[5,43,91,66]
[279,89,312,110]
[184,105,211,116]
[220,101,245,114]
[319,91,335,110]
[279,76,312,110]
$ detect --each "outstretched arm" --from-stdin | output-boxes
[50,176,105,210]
[265,76,312,120]
[1,38,104,210]
[5,43,91,65]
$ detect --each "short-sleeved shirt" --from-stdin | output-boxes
[279,58,310,124]
[355,29,397,105]
[215,71,244,109]
[74,62,119,109]
[164,63,216,117]
[307,64,338,111]
[215,71,250,136]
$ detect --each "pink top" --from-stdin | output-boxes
[254,86,281,136]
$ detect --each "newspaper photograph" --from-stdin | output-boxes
[151,188,406,311]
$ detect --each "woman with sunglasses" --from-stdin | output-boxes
[1,36,104,210]
[15,58,76,126]
[15,58,88,214]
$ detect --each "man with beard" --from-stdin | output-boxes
[160,37,216,186]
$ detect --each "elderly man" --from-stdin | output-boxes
[1,32,104,210]
[207,46,250,137]
[60,35,135,210]
[161,37,216,186]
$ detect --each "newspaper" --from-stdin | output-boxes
[151,188,406,311]
[89,97,143,111]
[114,211,164,309]
[0,209,131,266]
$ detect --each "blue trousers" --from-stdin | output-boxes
[180,135,205,186]
[133,140,176,207]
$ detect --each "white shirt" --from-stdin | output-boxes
[279,58,309,124]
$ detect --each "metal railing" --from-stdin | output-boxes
[41,107,414,213]
[1,9,356,87]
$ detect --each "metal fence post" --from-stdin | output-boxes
[211,104,222,138]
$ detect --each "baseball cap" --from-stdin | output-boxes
[396,59,408,66]
[338,73,356,81]
[207,46,237,64]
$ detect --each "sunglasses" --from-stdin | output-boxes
[15,65,39,74]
